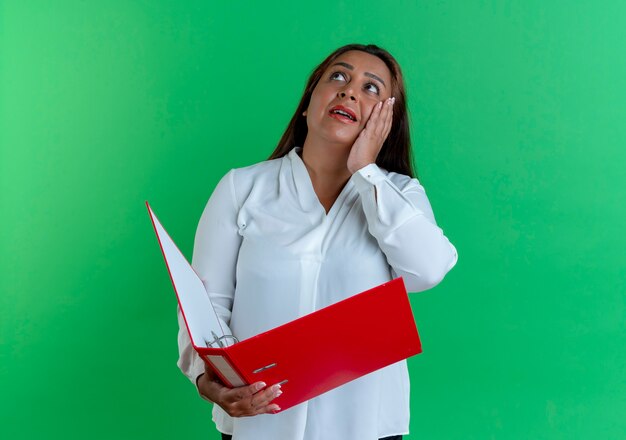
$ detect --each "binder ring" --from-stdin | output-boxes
[205,334,239,348]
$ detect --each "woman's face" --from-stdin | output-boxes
[304,50,393,146]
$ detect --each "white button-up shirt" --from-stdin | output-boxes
[177,147,458,440]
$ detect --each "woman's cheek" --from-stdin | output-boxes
[362,106,375,125]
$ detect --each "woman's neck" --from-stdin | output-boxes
[300,136,353,213]
[301,136,352,181]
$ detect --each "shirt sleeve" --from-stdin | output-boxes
[352,163,458,292]
[176,169,242,389]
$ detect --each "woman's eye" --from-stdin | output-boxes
[365,83,380,95]
[330,72,347,81]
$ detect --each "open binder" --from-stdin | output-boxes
[147,202,422,412]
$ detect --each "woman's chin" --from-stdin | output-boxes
[319,128,360,146]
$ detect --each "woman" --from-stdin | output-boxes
[177,44,458,440]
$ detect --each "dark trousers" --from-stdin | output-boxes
[222,435,402,440]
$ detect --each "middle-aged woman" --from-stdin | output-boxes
[177,43,458,440]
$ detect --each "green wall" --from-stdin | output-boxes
[1,1,625,438]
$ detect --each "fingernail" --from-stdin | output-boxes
[256,382,266,391]
[275,390,283,397]
[271,384,282,392]
[391,97,396,104]
[378,101,383,108]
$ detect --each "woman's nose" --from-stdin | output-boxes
[338,91,357,102]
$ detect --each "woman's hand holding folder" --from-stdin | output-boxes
[197,362,282,417]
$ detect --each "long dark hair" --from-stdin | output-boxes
[268,44,416,178]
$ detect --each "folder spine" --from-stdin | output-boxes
[204,353,247,387]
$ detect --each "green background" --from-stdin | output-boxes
[1,1,625,439]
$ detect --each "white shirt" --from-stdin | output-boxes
[177,147,458,440]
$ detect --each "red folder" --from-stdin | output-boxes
[147,202,422,412]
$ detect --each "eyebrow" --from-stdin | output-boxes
[331,62,387,88]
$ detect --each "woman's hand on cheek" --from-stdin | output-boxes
[347,97,394,174]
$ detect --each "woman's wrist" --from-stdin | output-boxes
[348,160,375,175]
[196,373,211,402]
[197,372,221,403]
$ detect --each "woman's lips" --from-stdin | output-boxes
[328,105,358,124]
